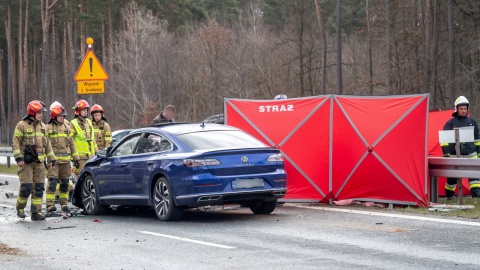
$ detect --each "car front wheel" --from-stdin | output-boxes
[249,200,277,214]
[81,175,106,215]
[153,177,183,221]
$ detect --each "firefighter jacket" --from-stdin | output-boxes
[46,120,79,164]
[70,116,98,159]
[441,115,480,157]
[12,116,56,163]
[92,118,112,150]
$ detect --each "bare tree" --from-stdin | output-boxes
[447,0,455,103]
[336,0,342,94]
[314,0,327,95]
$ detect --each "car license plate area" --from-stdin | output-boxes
[232,178,264,189]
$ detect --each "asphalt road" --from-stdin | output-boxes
[1,173,480,270]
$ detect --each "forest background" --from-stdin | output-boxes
[0,0,479,144]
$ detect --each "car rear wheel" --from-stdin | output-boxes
[81,175,106,215]
[249,200,277,214]
[153,177,183,221]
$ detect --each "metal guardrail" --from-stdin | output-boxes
[0,147,13,168]
[428,157,480,204]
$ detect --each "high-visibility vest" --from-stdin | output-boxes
[71,118,95,157]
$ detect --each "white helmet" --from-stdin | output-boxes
[274,94,288,100]
[453,96,469,116]
[50,101,64,111]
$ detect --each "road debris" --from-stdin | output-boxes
[5,192,16,199]
[43,226,77,230]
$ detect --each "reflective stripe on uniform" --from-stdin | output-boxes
[23,132,47,137]
[475,139,480,146]
[13,149,21,155]
[440,142,449,147]
[31,198,42,205]
[17,197,28,204]
[59,193,69,199]
[48,133,69,138]
[46,193,56,200]
[445,183,457,191]
[14,129,24,137]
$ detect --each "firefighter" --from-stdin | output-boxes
[441,96,480,199]
[12,100,56,220]
[70,100,98,179]
[91,104,112,150]
[46,104,80,212]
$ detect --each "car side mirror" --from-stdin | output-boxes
[97,149,107,159]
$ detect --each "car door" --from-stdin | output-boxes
[123,133,174,197]
[96,133,141,197]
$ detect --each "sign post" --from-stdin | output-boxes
[74,37,108,94]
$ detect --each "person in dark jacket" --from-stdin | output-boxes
[152,105,176,124]
[441,96,480,199]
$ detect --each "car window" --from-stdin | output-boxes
[135,134,173,154]
[111,134,141,156]
[176,130,266,150]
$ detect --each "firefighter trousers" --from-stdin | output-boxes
[46,163,71,207]
[16,161,45,213]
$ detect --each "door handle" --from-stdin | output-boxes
[147,161,154,166]
[119,164,127,167]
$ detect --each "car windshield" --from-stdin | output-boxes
[177,130,267,150]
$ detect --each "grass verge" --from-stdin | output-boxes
[398,197,480,219]
[0,164,19,175]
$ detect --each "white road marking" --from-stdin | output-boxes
[0,174,18,178]
[293,205,480,227]
[0,203,14,209]
[139,231,235,249]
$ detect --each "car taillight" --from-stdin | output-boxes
[268,153,283,162]
[183,158,221,167]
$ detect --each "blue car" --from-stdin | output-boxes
[72,123,287,221]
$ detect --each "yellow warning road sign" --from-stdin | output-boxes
[77,80,104,94]
[74,50,109,81]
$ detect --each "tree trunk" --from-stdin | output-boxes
[385,0,393,94]
[447,0,455,104]
[424,0,432,94]
[67,1,78,103]
[0,44,6,144]
[298,1,305,97]
[62,21,69,102]
[6,1,14,117]
[336,0,343,94]
[314,0,327,95]
[23,0,29,108]
[18,0,25,110]
[366,0,373,95]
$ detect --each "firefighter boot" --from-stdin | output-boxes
[47,206,57,212]
[16,208,26,219]
[471,188,480,198]
[445,189,456,200]
[30,205,45,221]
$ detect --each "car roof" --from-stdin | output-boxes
[136,123,240,135]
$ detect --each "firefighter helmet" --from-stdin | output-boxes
[274,94,288,100]
[50,105,67,119]
[50,101,65,111]
[454,96,469,109]
[27,101,45,116]
[31,100,47,112]
[91,104,104,115]
[453,96,470,117]
[73,99,90,115]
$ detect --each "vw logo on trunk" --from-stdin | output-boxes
[241,156,248,163]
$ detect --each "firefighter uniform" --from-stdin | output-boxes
[46,105,80,212]
[70,116,98,179]
[441,96,480,198]
[12,101,56,219]
[92,120,112,150]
